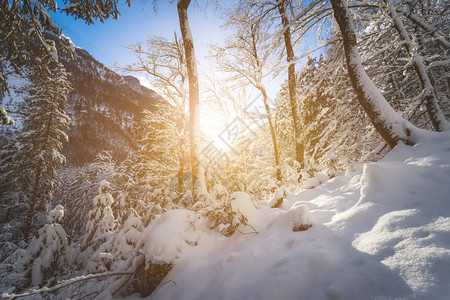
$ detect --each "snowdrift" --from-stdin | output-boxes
[138,131,450,300]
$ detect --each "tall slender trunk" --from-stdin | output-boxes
[177,0,201,200]
[330,0,418,148]
[383,0,448,131]
[177,111,185,196]
[258,86,282,182]
[277,1,304,172]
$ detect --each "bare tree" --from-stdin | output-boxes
[122,33,188,195]
[212,7,282,182]
[235,0,306,173]
[276,0,304,172]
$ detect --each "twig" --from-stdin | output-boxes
[2,272,134,299]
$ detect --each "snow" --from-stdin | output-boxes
[0,106,14,125]
[47,204,64,223]
[2,122,449,300]
[140,130,450,300]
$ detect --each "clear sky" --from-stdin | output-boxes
[50,1,223,72]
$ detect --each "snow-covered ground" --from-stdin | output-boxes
[133,130,450,300]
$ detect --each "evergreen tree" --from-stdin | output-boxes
[12,205,69,289]
[81,180,115,252]
[0,57,72,241]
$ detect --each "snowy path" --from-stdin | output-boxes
[135,131,450,300]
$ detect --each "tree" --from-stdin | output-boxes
[126,102,189,204]
[12,205,69,289]
[122,33,189,196]
[82,180,115,252]
[381,0,448,131]
[276,0,304,171]
[213,6,282,182]
[0,57,72,241]
[330,0,420,148]
[245,0,305,171]
[0,0,65,93]
[177,0,204,200]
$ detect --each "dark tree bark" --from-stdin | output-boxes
[330,0,418,148]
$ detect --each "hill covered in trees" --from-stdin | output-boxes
[0,43,162,166]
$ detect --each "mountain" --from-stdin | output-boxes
[0,45,163,166]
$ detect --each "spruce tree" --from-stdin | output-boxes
[82,180,115,252]
[0,57,72,241]
[12,205,69,289]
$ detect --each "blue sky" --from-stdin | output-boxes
[50,1,223,70]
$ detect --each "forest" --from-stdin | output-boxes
[0,0,449,299]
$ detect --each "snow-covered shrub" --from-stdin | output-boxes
[138,210,200,296]
[13,205,69,288]
[82,213,146,296]
[196,188,257,236]
[87,213,144,274]
[81,180,115,251]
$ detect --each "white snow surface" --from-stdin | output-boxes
[135,130,450,300]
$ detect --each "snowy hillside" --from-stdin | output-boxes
[131,130,450,300]
[0,46,162,166]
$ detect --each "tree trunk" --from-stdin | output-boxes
[330,0,418,148]
[277,1,304,172]
[383,0,448,132]
[177,0,201,200]
[23,166,42,242]
[177,133,185,196]
[258,86,282,182]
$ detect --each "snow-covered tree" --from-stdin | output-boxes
[12,205,69,288]
[122,34,189,198]
[0,57,71,241]
[0,0,66,93]
[348,0,449,132]
[213,6,282,181]
[177,0,203,200]
[330,0,422,148]
[81,180,115,251]
[55,151,118,240]
[85,213,145,296]
[241,0,305,171]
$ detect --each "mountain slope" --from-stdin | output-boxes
[0,46,163,166]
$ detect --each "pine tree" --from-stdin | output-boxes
[0,57,72,241]
[12,205,69,289]
[81,180,115,251]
